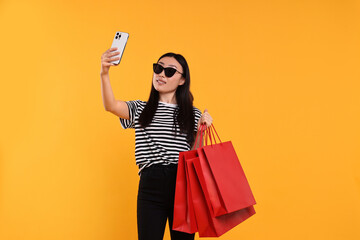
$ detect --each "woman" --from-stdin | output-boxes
[100,47,213,240]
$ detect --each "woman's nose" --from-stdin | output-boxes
[158,70,165,77]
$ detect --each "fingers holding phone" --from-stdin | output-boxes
[110,31,129,65]
[101,47,120,73]
[100,31,129,74]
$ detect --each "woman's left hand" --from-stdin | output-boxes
[197,109,213,130]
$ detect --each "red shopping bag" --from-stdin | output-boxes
[172,150,198,233]
[173,123,257,237]
[172,125,207,233]
[196,123,257,217]
[186,156,256,237]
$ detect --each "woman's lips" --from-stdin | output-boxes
[157,79,166,84]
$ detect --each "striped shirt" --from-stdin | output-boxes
[119,100,202,174]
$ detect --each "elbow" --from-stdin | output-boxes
[104,104,112,112]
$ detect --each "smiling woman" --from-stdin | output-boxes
[151,55,186,96]
[100,49,210,240]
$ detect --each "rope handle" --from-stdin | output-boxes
[193,122,222,149]
[204,123,222,146]
[193,123,207,149]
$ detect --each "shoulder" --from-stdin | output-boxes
[127,99,147,107]
[124,100,147,116]
[132,99,146,104]
[137,100,147,106]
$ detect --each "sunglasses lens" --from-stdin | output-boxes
[153,63,179,77]
[165,68,177,77]
[153,63,163,74]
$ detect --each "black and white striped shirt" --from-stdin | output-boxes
[119,100,202,174]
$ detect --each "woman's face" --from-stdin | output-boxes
[152,56,185,93]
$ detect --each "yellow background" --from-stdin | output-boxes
[1,0,359,239]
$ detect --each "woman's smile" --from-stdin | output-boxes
[156,79,167,85]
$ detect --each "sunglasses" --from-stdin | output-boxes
[153,63,184,78]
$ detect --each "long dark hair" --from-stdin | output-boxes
[138,52,196,147]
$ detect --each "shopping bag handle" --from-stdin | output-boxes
[193,123,207,149]
[204,123,222,146]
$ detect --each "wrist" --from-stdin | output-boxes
[100,71,109,77]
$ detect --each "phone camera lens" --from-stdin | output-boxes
[115,33,122,39]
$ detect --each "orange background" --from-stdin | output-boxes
[1,0,359,239]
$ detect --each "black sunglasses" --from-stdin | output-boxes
[153,63,184,78]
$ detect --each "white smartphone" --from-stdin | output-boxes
[110,31,129,65]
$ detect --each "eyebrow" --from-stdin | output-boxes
[158,61,177,69]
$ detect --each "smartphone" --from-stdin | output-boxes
[110,31,129,65]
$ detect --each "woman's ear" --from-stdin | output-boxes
[179,77,185,86]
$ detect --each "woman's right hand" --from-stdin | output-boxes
[100,47,120,74]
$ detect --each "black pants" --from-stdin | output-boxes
[137,164,195,240]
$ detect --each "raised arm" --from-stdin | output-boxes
[100,47,129,119]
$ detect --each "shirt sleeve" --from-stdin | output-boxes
[119,100,142,129]
[193,107,202,133]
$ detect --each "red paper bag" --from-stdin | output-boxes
[186,157,256,237]
[173,123,257,237]
[172,150,198,233]
[172,125,206,233]
[196,124,257,217]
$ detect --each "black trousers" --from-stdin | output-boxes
[137,164,195,240]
